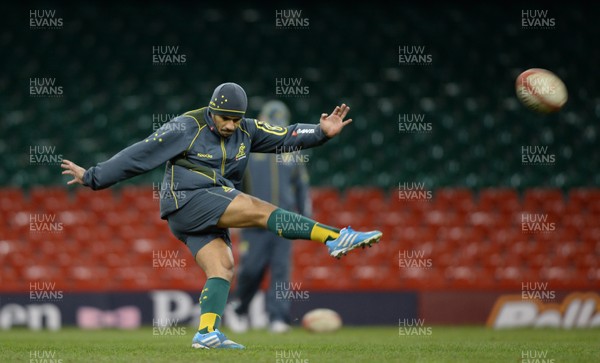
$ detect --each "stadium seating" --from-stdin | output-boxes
[1,186,598,292]
[1,3,598,190]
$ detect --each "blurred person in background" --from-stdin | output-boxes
[225,100,311,334]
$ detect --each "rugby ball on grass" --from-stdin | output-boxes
[302,308,342,333]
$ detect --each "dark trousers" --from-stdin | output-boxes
[233,228,292,324]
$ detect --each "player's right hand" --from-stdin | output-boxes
[319,104,353,138]
[61,159,86,185]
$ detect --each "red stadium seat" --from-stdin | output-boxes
[352,266,396,290]
[343,186,387,213]
[587,267,600,284]
[28,186,58,199]
[22,265,62,280]
[28,186,70,207]
[381,210,419,229]
[311,187,342,212]
[119,185,159,212]
[523,188,565,211]
[562,213,586,231]
[444,266,483,288]
[0,188,27,212]
[388,188,434,213]
[408,268,446,289]
[580,228,600,244]
[434,188,475,213]
[568,188,598,211]
[582,213,600,228]
[74,189,116,212]
[589,202,600,215]
[494,266,526,287]
[424,209,460,228]
[478,188,520,213]
[300,265,351,291]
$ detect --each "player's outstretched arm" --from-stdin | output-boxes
[61,159,86,186]
[319,103,353,138]
[249,103,353,153]
[59,116,197,190]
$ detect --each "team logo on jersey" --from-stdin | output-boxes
[222,186,234,193]
[235,143,247,161]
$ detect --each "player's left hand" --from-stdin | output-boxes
[61,159,86,185]
[319,104,353,138]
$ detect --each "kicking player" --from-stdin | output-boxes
[61,82,382,349]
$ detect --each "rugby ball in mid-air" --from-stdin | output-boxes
[302,308,342,333]
[515,68,568,114]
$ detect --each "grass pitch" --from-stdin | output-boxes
[2,326,598,362]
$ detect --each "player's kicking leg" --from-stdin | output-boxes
[187,191,382,350]
[218,193,383,258]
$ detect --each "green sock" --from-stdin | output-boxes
[197,277,230,333]
[266,208,340,243]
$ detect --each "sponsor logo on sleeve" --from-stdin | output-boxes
[292,128,315,136]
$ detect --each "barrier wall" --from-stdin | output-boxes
[2,290,598,330]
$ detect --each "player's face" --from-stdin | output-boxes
[212,114,242,138]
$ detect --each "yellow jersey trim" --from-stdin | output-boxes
[220,138,226,175]
[254,119,287,136]
[190,169,217,184]
[183,108,207,151]
[209,106,245,114]
[238,122,251,137]
[170,165,179,209]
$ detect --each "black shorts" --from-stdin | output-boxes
[167,186,241,258]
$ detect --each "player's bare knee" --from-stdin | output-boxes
[194,240,235,281]
[220,256,235,281]
[247,194,277,224]
[202,262,234,282]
